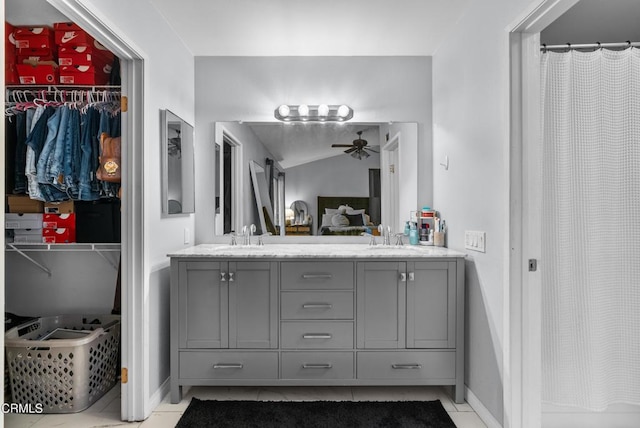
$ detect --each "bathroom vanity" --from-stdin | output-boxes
[168,243,466,403]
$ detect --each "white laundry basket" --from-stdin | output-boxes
[4,314,120,413]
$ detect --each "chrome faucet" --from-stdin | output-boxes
[227,232,237,246]
[394,233,404,246]
[378,225,392,246]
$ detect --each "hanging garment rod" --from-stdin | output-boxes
[541,41,640,51]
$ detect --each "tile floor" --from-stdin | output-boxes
[4,385,487,428]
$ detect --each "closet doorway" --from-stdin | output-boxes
[214,124,243,236]
[2,0,146,421]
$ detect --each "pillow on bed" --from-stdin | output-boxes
[345,208,366,225]
[321,214,333,227]
[325,207,345,216]
[345,213,364,226]
[331,214,350,227]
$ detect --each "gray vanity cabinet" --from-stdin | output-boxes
[170,252,464,404]
[177,260,277,349]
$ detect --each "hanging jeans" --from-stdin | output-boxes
[25,106,54,201]
[78,107,101,201]
[13,112,27,194]
[37,108,68,202]
[60,108,81,199]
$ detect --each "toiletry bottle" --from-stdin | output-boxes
[427,228,434,246]
[409,222,419,245]
[404,221,410,236]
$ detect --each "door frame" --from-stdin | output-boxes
[506,1,580,427]
[47,0,147,421]
[381,132,400,232]
[214,124,244,235]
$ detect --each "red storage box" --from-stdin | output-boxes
[42,213,76,230]
[6,62,19,84]
[53,22,83,31]
[14,26,53,50]
[17,53,56,64]
[5,22,16,53]
[16,63,58,84]
[59,65,95,85]
[16,47,55,58]
[55,29,94,46]
[58,51,92,66]
[42,227,76,243]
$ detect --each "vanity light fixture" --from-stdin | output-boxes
[274,104,354,122]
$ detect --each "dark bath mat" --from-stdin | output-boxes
[176,398,458,427]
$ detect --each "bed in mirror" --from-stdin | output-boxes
[215,121,418,237]
[161,109,195,215]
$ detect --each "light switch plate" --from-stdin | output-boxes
[465,230,486,252]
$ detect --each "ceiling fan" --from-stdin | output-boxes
[331,131,379,159]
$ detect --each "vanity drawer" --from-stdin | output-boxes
[281,291,354,320]
[281,352,354,379]
[281,261,354,290]
[179,351,278,380]
[281,321,354,349]
[357,351,455,381]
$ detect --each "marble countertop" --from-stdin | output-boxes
[168,243,466,258]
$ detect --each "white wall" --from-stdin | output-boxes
[194,56,432,242]
[68,0,195,416]
[431,0,535,424]
[286,152,380,234]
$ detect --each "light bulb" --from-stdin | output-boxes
[278,104,290,117]
[297,104,309,116]
[318,104,329,116]
[337,105,350,117]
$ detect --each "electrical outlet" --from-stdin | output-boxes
[465,230,486,253]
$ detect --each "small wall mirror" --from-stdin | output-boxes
[161,109,195,215]
[290,200,309,225]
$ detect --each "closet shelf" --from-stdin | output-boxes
[6,243,121,277]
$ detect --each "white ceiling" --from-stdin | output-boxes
[147,0,471,56]
[246,123,381,169]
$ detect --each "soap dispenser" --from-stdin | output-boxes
[409,222,419,245]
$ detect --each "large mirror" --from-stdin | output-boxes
[161,109,195,215]
[214,121,418,236]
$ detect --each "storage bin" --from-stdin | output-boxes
[5,314,120,413]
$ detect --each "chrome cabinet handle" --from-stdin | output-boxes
[213,363,243,369]
[303,334,332,339]
[302,363,333,369]
[391,364,422,369]
[220,272,227,282]
[408,272,415,281]
[302,303,333,309]
[399,272,407,282]
[302,274,333,279]
[228,272,235,282]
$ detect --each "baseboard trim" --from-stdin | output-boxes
[147,377,171,416]
[466,386,503,428]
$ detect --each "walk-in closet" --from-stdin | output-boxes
[4,0,125,419]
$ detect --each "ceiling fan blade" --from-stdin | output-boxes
[364,147,379,153]
[332,144,354,148]
[344,147,358,154]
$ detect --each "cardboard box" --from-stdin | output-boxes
[44,200,74,214]
[7,195,44,213]
[14,26,54,50]
[42,227,75,243]
[5,213,43,229]
[13,228,43,244]
[16,63,58,84]
[59,65,108,85]
[55,29,93,46]
[53,22,84,31]
[43,213,75,230]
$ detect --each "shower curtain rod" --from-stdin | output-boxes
[541,41,640,51]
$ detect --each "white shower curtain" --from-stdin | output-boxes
[541,47,640,410]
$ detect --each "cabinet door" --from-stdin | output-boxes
[406,261,456,348]
[356,262,406,349]
[228,261,278,348]
[178,261,228,349]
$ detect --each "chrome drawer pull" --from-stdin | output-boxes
[302,274,333,279]
[302,303,333,309]
[302,363,333,369]
[391,364,422,369]
[228,272,235,282]
[220,272,227,282]
[303,334,332,339]
[213,363,243,369]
